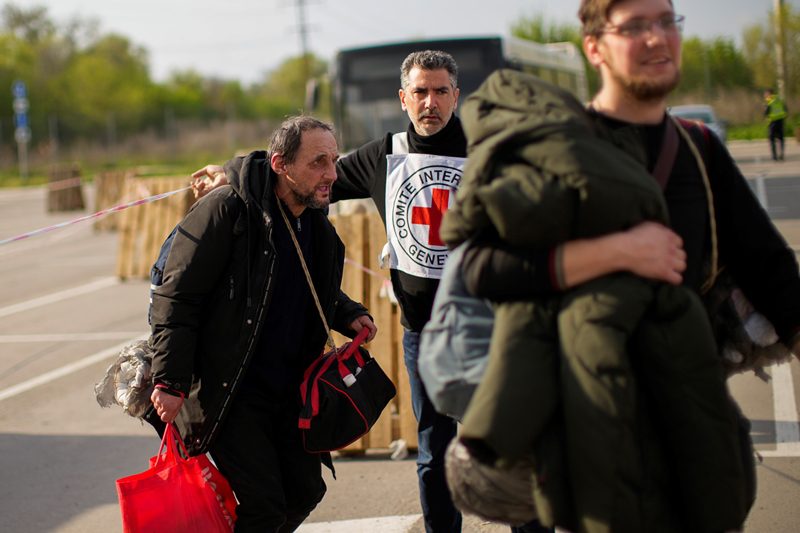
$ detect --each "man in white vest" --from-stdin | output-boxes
[192,50,549,533]
[330,50,467,533]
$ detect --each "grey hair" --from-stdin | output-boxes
[400,50,459,90]
[269,115,334,164]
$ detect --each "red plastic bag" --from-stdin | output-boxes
[116,424,236,532]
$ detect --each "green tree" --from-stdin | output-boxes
[678,37,754,96]
[162,70,208,120]
[250,53,328,118]
[1,3,54,43]
[511,13,599,94]
[512,13,581,43]
[0,1,332,155]
[58,34,157,139]
[742,3,800,96]
[202,78,250,120]
[0,4,81,147]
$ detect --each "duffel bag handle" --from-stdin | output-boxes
[337,327,370,386]
[299,327,372,429]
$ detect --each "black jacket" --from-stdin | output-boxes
[150,150,369,455]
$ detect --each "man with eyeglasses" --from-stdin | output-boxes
[452,0,800,530]
[577,1,797,360]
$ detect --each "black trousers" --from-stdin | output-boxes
[210,391,326,533]
[769,119,785,160]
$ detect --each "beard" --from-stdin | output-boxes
[291,187,330,210]
[610,66,681,102]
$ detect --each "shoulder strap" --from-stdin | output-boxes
[671,116,720,294]
[391,132,409,155]
[652,117,679,190]
[276,195,337,351]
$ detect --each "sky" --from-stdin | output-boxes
[35,0,796,85]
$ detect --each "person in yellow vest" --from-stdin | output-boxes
[764,87,788,161]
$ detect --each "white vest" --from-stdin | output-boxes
[381,132,466,279]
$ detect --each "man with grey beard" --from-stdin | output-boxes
[149,116,376,532]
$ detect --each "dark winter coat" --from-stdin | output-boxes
[149,150,369,455]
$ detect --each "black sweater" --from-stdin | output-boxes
[334,116,467,331]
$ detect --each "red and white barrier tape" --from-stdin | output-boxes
[2,187,399,302]
[344,257,389,281]
[0,186,192,246]
[343,257,397,302]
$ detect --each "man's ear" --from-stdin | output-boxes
[583,34,604,70]
[270,152,286,175]
[453,87,460,110]
[399,88,408,111]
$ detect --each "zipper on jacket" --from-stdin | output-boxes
[222,215,276,401]
[228,275,235,300]
[205,212,276,451]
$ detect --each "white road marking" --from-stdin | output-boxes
[0,332,146,343]
[0,334,147,402]
[0,277,118,319]
[759,361,800,457]
[757,450,800,457]
[297,515,422,533]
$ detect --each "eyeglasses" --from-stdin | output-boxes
[601,14,685,38]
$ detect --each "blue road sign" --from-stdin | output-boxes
[12,80,27,99]
[12,80,30,146]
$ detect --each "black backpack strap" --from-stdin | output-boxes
[672,116,720,293]
[652,117,680,190]
[673,117,716,175]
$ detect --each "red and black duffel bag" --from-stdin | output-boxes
[298,327,396,452]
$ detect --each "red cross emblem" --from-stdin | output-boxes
[411,188,450,246]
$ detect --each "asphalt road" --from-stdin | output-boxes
[750,176,800,220]
[0,140,799,532]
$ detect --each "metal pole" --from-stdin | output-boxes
[17,138,28,183]
[774,0,787,99]
[296,0,311,91]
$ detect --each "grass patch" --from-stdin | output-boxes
[0,169,49,188]
[0,149,240,189]
[728,123,769,141]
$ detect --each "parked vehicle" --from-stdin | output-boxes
[669,104,727,142]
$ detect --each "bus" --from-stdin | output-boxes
[330,36,589,150]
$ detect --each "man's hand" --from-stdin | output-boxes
[151,388,184,423]
[615,221,687,285]
[561,221,686,288]
[350,315,377,342]
[191,165,228,199]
